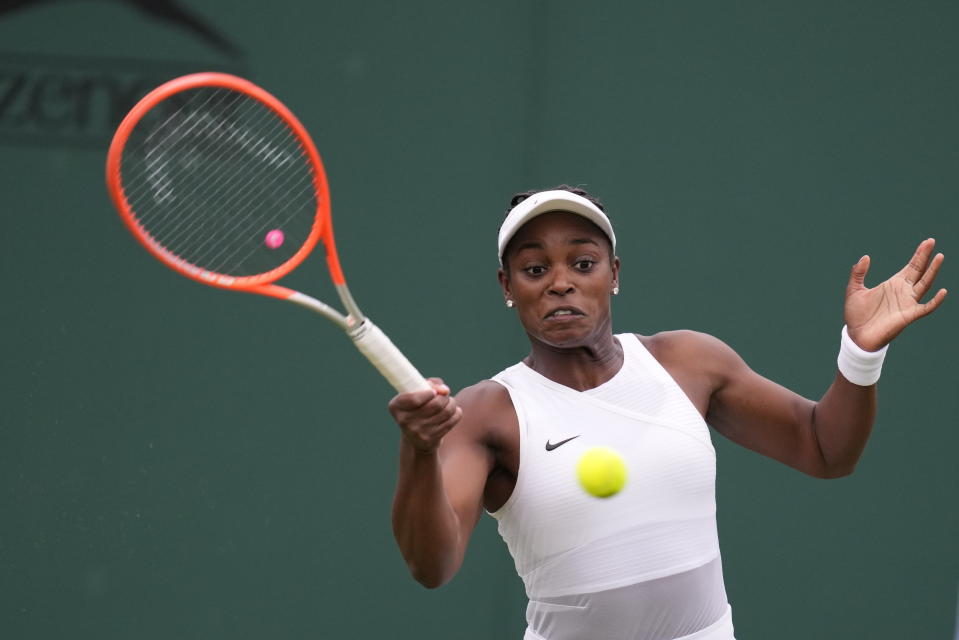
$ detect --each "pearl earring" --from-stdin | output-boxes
[612,286,619,295]
[506,299,514,308]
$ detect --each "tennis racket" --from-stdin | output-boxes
[105,72,430,394]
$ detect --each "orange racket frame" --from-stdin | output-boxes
[105,72,429,393]
[106,72,346,297]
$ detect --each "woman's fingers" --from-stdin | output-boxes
[416,395,459,428]
[427,405,464,441]
[400,399,461,452]
[389,377,450,412]
[846,255,870,294]
[427,377,451,396]
[916,287,948,319]
[389,390,436,417]
[388,378,462,453]
[391,391,450,422]
[913,252,945,299]
[900,238,936,285]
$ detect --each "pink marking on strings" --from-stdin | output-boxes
[264,228,285,249]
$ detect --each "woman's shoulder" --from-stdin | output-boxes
[452,379,518,451]
[630,331,748,410]
[454,379,513,412]
[633,330,743,373]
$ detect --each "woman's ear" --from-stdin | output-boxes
[498,268,512,303]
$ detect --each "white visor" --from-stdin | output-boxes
[497,190,616,266]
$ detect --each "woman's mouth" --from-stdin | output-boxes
[544,307,585,320]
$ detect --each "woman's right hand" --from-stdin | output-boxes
[388,377,463,454]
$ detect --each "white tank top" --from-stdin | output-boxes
[490,334,733,639]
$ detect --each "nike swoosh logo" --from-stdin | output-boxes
[545,435,581,451]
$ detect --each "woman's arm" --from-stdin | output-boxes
[703,341,876,478]
[389,380,502,588]
[679,239,946,478]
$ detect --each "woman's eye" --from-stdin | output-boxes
[524,265,546,276]
[574,259,596,271]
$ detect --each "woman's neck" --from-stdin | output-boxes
[524,332,624,391]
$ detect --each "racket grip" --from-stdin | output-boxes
[348,320,431,393]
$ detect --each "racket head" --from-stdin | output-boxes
[106,72,339,290]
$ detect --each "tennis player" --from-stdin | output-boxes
[389,186,946,640]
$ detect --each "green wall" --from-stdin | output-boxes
[1,2,955,638]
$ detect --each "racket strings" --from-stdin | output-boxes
[208,176,315,274]
[139,97,304,245]
[120,87,319,278]
[132,92,254,230]
[136,92,314,273]
[127,91,289,214]
[193,148,315,272]
[128,108,311,275]
[134,92,250,233]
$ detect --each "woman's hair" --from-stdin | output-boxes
[506,184,607,216]
[500,185,613,272]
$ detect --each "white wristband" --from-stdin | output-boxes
[837,325,888,386]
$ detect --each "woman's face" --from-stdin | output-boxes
[499,212,620,349]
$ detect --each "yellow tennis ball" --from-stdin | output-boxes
[576,446,627,498]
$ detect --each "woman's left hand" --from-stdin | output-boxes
[844,238,947,351]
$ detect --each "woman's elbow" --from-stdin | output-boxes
[825,462,857,479]
[409,562,455,589]
[810,458,857,479]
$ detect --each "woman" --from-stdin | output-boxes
[389,186,946,640]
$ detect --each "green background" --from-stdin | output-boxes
[1,1,956,638]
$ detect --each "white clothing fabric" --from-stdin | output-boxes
[523,602,735,640]
[523,557,732,640]
[490,333,734,639]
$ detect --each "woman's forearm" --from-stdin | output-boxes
[811,372,877,476]
[391,441,464,588]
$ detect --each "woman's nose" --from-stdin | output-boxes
[547,269,575,296]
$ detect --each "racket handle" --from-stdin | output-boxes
[349,321,431,393]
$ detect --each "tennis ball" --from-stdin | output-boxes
[576,446,627,498]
